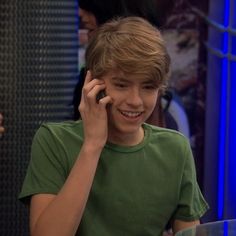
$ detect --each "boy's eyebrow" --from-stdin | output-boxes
[142,79,157,84]
[141,78,159,86]
[111,76,159,85]
[110,76,128,82]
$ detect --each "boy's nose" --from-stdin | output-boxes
[126,89,143,107]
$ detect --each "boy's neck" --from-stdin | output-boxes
[107,126,144,147]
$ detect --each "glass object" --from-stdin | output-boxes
[176,219,236,236]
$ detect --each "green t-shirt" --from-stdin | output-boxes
[19,121,209,236]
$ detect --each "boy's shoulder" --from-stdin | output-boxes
[144,123,189,144]
[41,120,82,129]
[36,120,83,138]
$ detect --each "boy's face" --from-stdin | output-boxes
[101,70,159,138]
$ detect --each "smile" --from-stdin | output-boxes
[120,110,143,118]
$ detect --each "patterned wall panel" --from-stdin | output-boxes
[0,0,78,234]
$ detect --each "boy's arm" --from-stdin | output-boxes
[30,71,112,236]
[30,143,102,236]
[172,219,200,235]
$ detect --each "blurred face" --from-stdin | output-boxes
[101,70,159,142]
[79,8,98,38]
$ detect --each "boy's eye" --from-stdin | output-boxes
[144,85,155,89]
[114,83,127,88]
[143,84,159,90]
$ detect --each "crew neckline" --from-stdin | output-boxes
[104,123,151,153]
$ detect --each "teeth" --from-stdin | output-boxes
[120,111,142,118]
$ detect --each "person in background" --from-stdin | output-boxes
[19,17,208,236]
[0,113,4,135]
[74,0,175,127]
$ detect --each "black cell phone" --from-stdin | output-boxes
[96,90,106,102]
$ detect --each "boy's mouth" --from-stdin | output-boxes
[119,110,143,118]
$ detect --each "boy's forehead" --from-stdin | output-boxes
[104,69,126,79]
[101,69,157,83]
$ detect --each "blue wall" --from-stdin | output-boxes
[204,0,236,221]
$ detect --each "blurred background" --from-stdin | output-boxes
[0,0,235,235]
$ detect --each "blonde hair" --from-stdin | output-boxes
[85,16,170,90]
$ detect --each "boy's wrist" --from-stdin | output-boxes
[81,141,104,158]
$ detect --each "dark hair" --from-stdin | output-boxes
[79,0,174,27]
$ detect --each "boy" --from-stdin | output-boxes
[19,17,208,236]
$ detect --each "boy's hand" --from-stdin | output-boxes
[79,71,112,149]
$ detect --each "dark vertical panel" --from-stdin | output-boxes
[0,0,78,234]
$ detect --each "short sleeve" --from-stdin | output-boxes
[173,140,209,221]
[18,125,68,203]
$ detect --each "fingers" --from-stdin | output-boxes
[97,95,113,107]
[82,70,106,103]
[83,70,93,85]
[83,70,103,91]
[84,70,103,87]
[86,84,106,101]
[80,70,113,112]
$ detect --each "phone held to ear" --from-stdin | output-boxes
[96,90,106,102]
[86,68,106,102]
